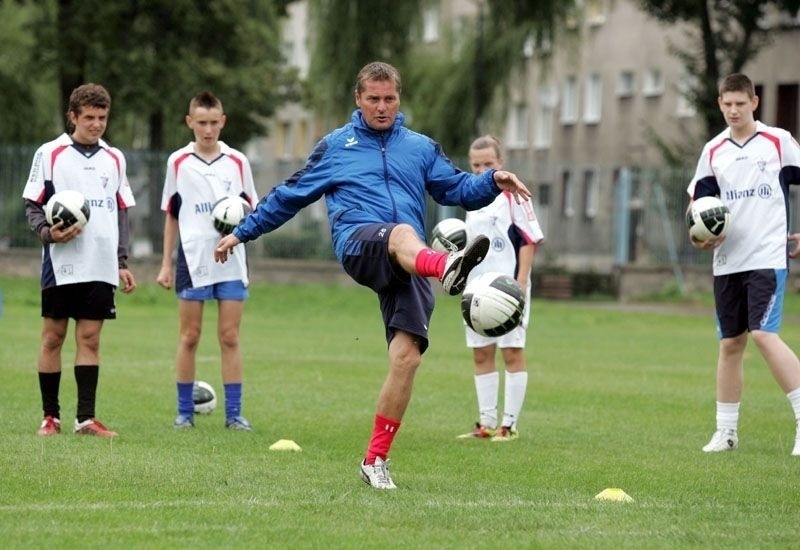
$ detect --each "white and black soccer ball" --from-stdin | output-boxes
[44,190,90,229]
[211,196,252,235]
[687,196,731,242]
[461,272,526,337]
[193,380,217,414]
[430,217,467,252]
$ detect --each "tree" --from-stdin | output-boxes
[305,0,421,127]
[406,0,575,155]
[32,0,288,151]
[639,0,800,140]
[305,0,572,155]
[0,0,58,144]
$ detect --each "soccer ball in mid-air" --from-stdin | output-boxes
[687,196,731,242]
[461,272,526,337]
[44,190,91,229]
[193,381,217,414]
[211,196,252,235]
[430,217,467,252]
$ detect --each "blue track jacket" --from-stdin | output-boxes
[234,110,501,262]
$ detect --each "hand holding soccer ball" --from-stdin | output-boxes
[687,196,731,248]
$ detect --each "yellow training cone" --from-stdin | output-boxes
[594,488,633,502]
[269,439,302,452]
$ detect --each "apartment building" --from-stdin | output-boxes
[254,0,800,271]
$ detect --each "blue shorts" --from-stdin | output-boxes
[714,269,785,338]
[177,280,249,301]
[342,223,434,353]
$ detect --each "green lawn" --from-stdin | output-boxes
[1,275,799,548]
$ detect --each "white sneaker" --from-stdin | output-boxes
[440,235,490,295]
[359,457,397,490]
[792,424,800,456]
[702,428,738,452]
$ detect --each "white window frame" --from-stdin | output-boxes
[506,103,529,149]
[561,170,574,218]
[422,4,440,43]
[616,70,635,98]
[676,75,697,118]
[561,75,579,124]
[643,68,664,97]
[534,85,556,150]
[583,73,602,124]
[583,169,598,219]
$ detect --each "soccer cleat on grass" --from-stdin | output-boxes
[491,426,519,442]
[456,422,496,439]
[37,415,61,436]
[793,425,800,456]
[360,457,397,490]
[74,418,118,438]
[173,414,195,430]
[441,235,490,295]
[702,428,738,452]
[225,415,253,431]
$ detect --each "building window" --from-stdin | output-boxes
[279,121,293,159]
[534,85,556,149]
[586,0,606,26]
[561,75,579,124]
[676,75,697,118]
[506,103,529,148]
[643,68,664,97]
[583,73,602,124]
[422,4,440,43]
[616,71,635,98]
[561,170,574,218]
[583,170,598,219]
[776,83,799,137]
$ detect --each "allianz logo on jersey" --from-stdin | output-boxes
[723,184,772,201]
[195,201,215,214]
[87,197,116,212]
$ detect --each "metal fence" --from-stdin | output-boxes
[4,144,795,275]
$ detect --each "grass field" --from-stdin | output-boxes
[2,275,800,548]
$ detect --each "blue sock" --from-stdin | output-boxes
[177,382,194,416]
[224,383,242,419]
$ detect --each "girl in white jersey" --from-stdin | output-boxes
[23,83,136,438]
[157,92,258,431]
[456,135,544,441]
[687,73,800,455]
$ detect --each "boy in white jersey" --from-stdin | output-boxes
[23,83,137,438]
[157,91,258,431]
[687,73,800,455]
[456,135,544,441]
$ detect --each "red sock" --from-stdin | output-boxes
[414,249,448,279]
[365,414,401,464]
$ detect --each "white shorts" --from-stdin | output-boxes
[464,286,531,349]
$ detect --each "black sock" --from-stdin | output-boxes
[38,371,61,418]
[74,365,99,423]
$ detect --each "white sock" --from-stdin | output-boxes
[786,387,800,424]
[475,371,498,429]
[716,401,740,432]
[501,371,528,429]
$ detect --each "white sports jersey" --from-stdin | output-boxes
[22,133,135,288]
[687,121,800,275]
[161,141,258,290]
[464,191,544,346]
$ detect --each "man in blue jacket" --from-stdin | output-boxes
[215,61,531,489]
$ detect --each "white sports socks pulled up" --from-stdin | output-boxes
[716,401,740,432]
[501,371,528,429]
[474,371,499,429]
